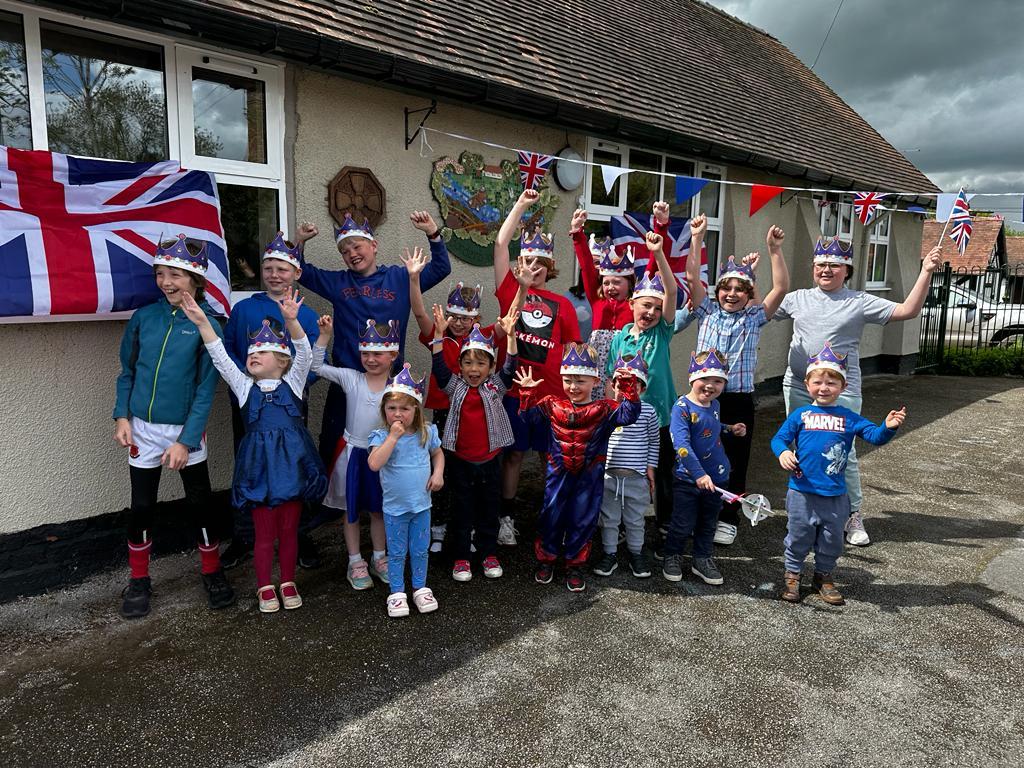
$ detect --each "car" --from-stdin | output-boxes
[921,284,1024,346]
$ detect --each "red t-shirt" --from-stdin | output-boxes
[496,271,581,400]
[572,230,633,332]
[419,323,497,410]
[454,387,500,462]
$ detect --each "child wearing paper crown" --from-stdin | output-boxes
[312,316,396,591]
[665,349,747,587]
[367,365,445,618]
[493,189,582,548]
[220,232,321,569]
[113,235,235,619]
[770,343,905,605]
[593,354,660,580]
[684,216,789,548]
[181,289,327,613]
[514,343,641,593]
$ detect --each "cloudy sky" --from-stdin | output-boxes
[705,0,1024,222]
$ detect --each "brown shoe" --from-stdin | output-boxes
[812,572,845,605]
[781,571,802,602]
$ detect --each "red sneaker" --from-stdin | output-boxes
[482,555,504,579]
[452,559,472,582]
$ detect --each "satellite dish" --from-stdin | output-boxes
[553,146,585,192]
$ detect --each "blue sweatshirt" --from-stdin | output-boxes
[223,292,320,387]
[670,395,731,485]
[113,297,222,450]
[771,404,897,497]
[297,237,451,369]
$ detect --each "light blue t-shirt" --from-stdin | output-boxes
[368,423,441,516]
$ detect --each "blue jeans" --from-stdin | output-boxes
[384,509,431,594]
[666,479,722,559]
[784,489,850,573]
[783,385,864,512]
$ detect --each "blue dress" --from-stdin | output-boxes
[233,383,328,510]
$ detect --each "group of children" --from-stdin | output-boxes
[113,190,908,619]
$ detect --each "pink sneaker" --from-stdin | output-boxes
[347,559,373,590]
[452,560,472,582]
[482,555,504,579]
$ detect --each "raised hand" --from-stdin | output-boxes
[766,225,785,249]
[570,208,588,233]
[513,366,543,389]
[410,210,438,234]
[276,288,304,320]
[431,304,449,336]
[401,246,427,276]
[514,254,542,286]
[690,212,708,239]
[741,252,761,271]
[316,315,334,345]
[498,309,521,337]
[645,231,664,252]
[295,221,318,243]
[516,188,540,208]
[179,292,208,325]
[922,246,942,274]
[653,200,670,225]
[885,406,907,429]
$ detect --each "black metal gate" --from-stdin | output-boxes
[916,263,1024,374]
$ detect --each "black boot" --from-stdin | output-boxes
[202,569,236,609]
[121,577,152,619]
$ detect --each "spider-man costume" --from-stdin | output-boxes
[520,375,641,566]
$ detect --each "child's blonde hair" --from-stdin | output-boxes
[380,391,429,446]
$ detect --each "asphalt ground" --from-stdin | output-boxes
[1,374,1023,768]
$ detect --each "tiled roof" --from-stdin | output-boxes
[922,218,1004,270]
[1006,236,1024,269]
[55,0,939,195]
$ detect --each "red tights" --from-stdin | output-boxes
[251,500,302,588]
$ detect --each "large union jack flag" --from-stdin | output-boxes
[609,211,708,310]
[853,192,887,225]
[0,146,231,318]
[948,188,972,255]
[516,151,553,190]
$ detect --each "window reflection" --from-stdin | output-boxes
[218,183,278,291]
[0,11,31,149]
[192,67,266,163]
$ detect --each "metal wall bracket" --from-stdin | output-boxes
[404,100,437,150]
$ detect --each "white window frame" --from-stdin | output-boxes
[0,0,287,322]
[865,210,890,290]
[813,192,854,241]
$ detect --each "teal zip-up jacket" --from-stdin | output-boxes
[113,297,223,450]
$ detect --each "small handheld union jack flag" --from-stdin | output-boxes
[516,151,553,190]
[853,192,887,225]
[948,188,972,255]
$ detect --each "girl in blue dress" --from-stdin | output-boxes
[182,289,326,613]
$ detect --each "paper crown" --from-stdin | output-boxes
[806,341,848,379]
[334,212,375,244]
[155,234,208,276]
[560,342,600,377]
[717,256,755,285]
[688,348,729,382]
[813,237,854,266]
[520,230,554,262]
[385,363,427,403]
[631,271,666,300]
[446,282,482,317]
[247,318,291,357]
[359,319,401,352]
[262,231,301,269]
[460,323,497,359]
[612,352,649,384]
[595,237,635,277]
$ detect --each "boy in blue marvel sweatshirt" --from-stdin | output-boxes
[771,343,905,605]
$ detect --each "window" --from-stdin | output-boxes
[865,210,890,289]
[815,193,853,241]
[0,2,287,306]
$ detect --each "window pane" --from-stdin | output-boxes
[839,202,852,238]
[876,212,890,238]
[217,183,279,291]
[193,67,266,163]
[666,156,696,219]
[871,243,887,283]
[590,148,621,207]
[625,149,661,213]
[821,203,839,237]
[0,11,31,149]
[703,230,720,278]
[40,21,167,161]
[699,170,721,219]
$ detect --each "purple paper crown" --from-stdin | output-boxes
[717,256,755,285]
[446,282,482,317]
[806,341,848,378]
[334,212,375,244]
[813,237,854,266]
[560,342,600,377]
[155,233,208,276]
[612,352,649,384]
[385,363,427,403]
[589,234,613,261]
[460,323,497,359]
[520,230,554,261]
[595,238,635,277]
[359,319,401,352]
[263,231,301,269]
[247,318,291,357]
[631,271,665,300]
[688,348,729,382]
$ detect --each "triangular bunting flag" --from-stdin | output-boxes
[601,165,629,195]
[749,184,785,216]
[674,176,709,204]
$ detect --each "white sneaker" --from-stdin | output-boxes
[429,524,446,554]
[713,522,737,546]
[497,516,519,546]
[386,592,409,618]
[845,510,871,546]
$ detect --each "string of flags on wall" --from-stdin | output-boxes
[421,127,1015,256]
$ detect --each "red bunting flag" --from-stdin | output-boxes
[749,184,785,216]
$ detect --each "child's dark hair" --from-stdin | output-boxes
[459,347,495,369]
[715,276,754,299]
[157,239,207,301]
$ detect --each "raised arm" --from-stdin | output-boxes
[570,208,600,304]
[401,246,434,338]
[293,221,334,297]
[277,289,312,390]
[889,247,943,321]
[430,305,454,391]
[646,231,677,319]
[494,189,539,287]
[685,213,708,309]
[760,225,790,319]
[410,210,451,291]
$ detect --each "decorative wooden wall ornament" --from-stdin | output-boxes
[328,166,386,229]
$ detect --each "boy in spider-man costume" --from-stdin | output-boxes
[514,342,640,592]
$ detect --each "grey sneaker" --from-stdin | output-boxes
[691,557,724,585]
[628,550,652,578]
[662,554,683,582]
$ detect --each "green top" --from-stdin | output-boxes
[607,317,675,427]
